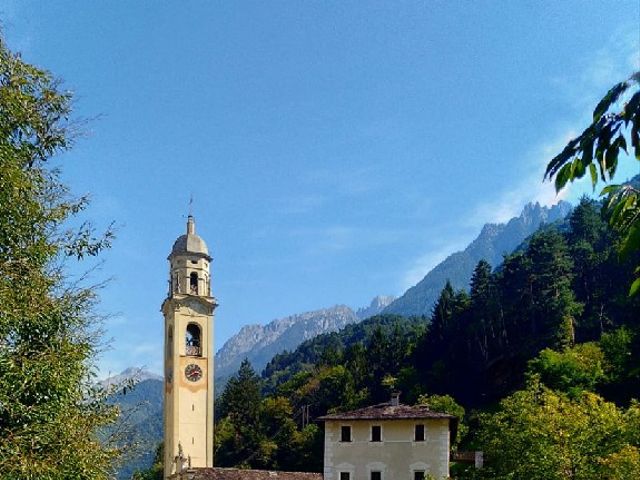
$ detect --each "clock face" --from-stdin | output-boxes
[185,364,203,382]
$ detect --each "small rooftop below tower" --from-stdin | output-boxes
[170,215,211,259]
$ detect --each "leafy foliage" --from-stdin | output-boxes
[544,72,640,295]
[475,378,640,480]
[417,394,466,447]
[527,343,606,397]
[0,36,118,478]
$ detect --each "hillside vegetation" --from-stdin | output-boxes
[209,197,640,479]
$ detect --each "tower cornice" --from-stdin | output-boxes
[161,294,218,316]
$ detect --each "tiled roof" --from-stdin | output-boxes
[316,402,457,421]
[171,468,323,480]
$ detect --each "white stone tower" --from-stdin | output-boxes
[162,215,216,478]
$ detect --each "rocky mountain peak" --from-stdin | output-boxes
[383,200,573,317]
[215,304,360,381]
[100,367,162,388]
[356,295,396,320]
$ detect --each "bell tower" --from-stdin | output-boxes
[162,215,216,478]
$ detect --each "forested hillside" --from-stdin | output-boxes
[384,201,571,316]
[215,298,394,388]
[209,197,640,478]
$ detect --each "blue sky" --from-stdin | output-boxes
[3,1,639,376]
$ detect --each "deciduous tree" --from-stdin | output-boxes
[476,378,640,479]
[0,36,118,479]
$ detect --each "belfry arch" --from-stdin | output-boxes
[185,322,202,356]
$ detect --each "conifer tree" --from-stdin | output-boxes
[468,260,495,362]
[568,198,613,338]
[526,230,582,349]
[430,280,456,346]
[215,359,263,467]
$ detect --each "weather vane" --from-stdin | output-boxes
[188,193,194,217]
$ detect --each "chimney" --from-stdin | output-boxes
[391,391,401,406]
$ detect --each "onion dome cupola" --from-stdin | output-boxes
[168,215,212,297]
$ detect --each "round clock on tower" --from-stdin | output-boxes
[161,215,217,478]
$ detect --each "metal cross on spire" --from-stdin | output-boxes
[188,193,194,217]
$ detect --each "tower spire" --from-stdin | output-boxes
[187,215,195,235]
[187,194,195,234]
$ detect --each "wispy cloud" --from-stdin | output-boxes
[550,26,639,112]
[469,25,638,227]
[399,26,639,293]
[467,130,574,227]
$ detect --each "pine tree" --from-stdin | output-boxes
[568,198,612,339]
[526,230,583,349]
[218,359,262,425]
[468,260,495,363]
[430,281,456,347]
[215,359,264,467]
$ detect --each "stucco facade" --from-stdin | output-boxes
[163,216,217,479]
[319,401,454,480]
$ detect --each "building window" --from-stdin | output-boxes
[340,425,351,442]
[415,424,425,442]
[186,323,202,356]
[414,471,425,480]
[371,425,381,442]
[167,326,173,357]
[370,471,382,480]
[340,473,350,480]
[190,272,199,295]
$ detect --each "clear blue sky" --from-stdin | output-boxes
[3,1,639,376]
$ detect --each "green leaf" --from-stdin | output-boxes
[545,138,579,179]
[629,277,640,297]
[623,90,640,122]
[593,81,628,122]
[571,157,586,179]
[620,223,640,259]
[581,137,594,166]
[589,164,597,190]
[555,163,573,192]
[605,147,619,178]
[600,184,621,196]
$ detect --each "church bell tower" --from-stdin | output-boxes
[162,215,216,478]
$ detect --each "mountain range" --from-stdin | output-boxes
[383,201,572,317]
[215,295,395,384]
[112,199,572,478]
